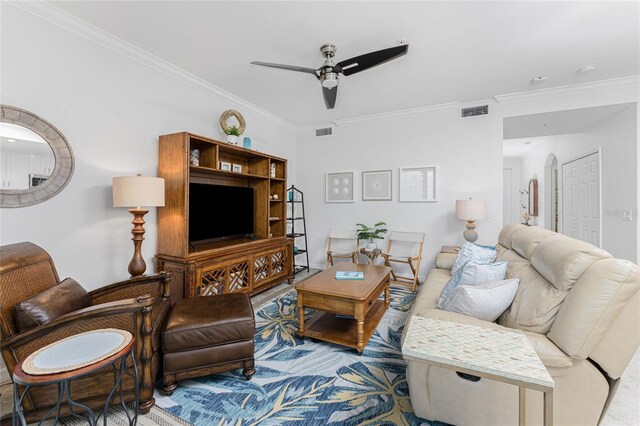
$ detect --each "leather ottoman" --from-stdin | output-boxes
[161,293,256,395]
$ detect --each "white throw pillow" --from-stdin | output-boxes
[437,261,507,309]
[440,278,520,322]
[451,243,497,275]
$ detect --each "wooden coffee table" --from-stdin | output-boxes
[296,263,392,354]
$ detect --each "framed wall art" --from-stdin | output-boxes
[399,166,437,202]
[326,172,355,203]
[362,170,392,201]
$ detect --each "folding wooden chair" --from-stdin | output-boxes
[381,231,425,292]
[326,229,360,267]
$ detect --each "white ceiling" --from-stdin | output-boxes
[503,103,633,158]
[504,103,633,139]
[503,138,542,159]
[53,1,640,126]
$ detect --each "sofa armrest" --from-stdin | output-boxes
[89,271,171,306]
[523,332,574,368]
[435,252,458,270]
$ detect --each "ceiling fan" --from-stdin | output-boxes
[250,43,409,109]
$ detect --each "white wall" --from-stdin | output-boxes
[503,157,523,225]
[511,104,638,261]
[518,133,586,229]
[295,106,504,273]
[0,5,298,290]
[499,86,639,264]
[588,105,638,261]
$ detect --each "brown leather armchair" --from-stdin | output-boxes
[0,242,172,423]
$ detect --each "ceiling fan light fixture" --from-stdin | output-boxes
[321,72,339,89]
[251,42,408,109]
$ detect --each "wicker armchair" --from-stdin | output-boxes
[0,242,171,423]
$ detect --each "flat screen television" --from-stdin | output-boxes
[189,183,254,243]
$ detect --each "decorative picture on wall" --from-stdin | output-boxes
[326,172,355,203]
[362,170,392,201]
[399,166,437,202]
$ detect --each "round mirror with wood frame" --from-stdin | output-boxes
[0,105,74,208]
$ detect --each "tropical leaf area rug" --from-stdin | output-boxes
[155,287,448,426]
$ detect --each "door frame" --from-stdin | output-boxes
[559,147,602,247]
[503,167,516,225]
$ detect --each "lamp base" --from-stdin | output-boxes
[463,220,478,243]
[128,208,149,277]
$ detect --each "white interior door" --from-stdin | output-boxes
[503,168,513,225]
[562,151,600,246]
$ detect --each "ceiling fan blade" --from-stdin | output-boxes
[322,86,338,109]
[336,44,409,76]
[250,61,319,77]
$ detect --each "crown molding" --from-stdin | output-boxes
[332,102,459,127]
[9,0,299,131]
[494,76,640,105]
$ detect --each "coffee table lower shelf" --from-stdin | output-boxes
[300,299,387,353]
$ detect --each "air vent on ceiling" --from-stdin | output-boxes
[315,126,333,137]
[460,105,489,118]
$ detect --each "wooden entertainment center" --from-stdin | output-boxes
[156,132,293,301]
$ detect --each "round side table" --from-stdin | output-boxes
[12,328,138,426]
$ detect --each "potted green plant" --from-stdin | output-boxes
[224,125,242,145]
[356,221,388,249]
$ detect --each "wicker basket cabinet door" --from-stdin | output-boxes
[194,256,252,296]
[253,246,290,291]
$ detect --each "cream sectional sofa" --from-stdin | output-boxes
[404,224,640,425]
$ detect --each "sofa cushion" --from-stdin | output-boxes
[497,223,522,250]
[14,278,90,332]
[523,332,574,368]
[495,248,531,279]
[451,243,497,275]
[440,278,519,322]
[531,235,612,291]
[411,268,451,316]
[548,258,640,359]
[437,261,507,308]
[163,293,255,353]
[499,265,565,334]
[435,253,458,270]
[510,225,556,260]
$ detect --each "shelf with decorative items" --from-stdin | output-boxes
[268,162,287,239]
[287,185,310,275]
[157,131,293,301]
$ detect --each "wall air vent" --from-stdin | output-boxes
[315,126,333,137]
[460,105,489,118]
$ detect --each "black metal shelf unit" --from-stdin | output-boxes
[287,185,309,275]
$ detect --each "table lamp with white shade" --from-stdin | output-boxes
[113,175,165,276]
[455,198,487,243]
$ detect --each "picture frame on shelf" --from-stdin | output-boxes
[232,164,242,173]
[362,170,392,201]
[220,161,232,171]
[326,171,355,203]
[399,166,437,202]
